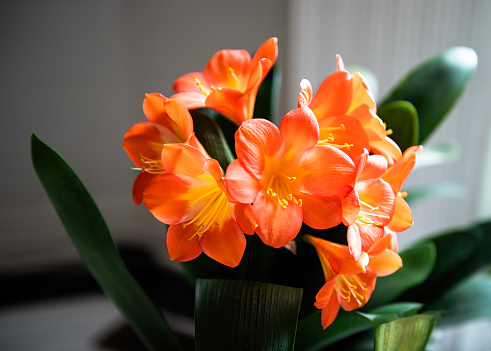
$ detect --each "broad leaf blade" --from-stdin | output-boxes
[380,46,477,143]
[365,242,436,309]
[190,109,235,169]
[374,313,438,351]
[295,310,373,351]
[400,220,491,305]
[377,101,419,152]
[31,134,183,351]
[427,273,491,327]
[195,279,302,351]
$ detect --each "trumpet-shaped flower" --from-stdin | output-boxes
[298,55,402,165]
[123,94,206,204]
[172,37,278,125]
[305,234,402,329]
[342,151,396,260]
[142,143,255,267]
[382,145,423,232]
[225,106,356,248]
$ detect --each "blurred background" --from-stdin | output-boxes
[1,1,490,350]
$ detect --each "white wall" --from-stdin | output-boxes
[0,1,287,271]
[286,0,491,248]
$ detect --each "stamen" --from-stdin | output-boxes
[400,192,408,198]
[359,200,379,211]
[386,129,393,136]
[193,76,211,96]
[359,211,390,219]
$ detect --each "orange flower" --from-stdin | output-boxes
[382,145,423,232]
[142,143,255,267]
[305,234,402,329]
[341,150,396,260]
[298,55,402,164]
[172,37,278,125]
[123,94,206,204]
[225,106,356,248]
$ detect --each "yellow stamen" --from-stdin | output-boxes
[400,192,408,198]
[193,76,212,96]
[266,173,301,209]
[359,200,379,211]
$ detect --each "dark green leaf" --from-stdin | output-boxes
[362,303,423,327]
[195,279,302,351]
[374,313,438,351]
[254,64,281,121]
[377,101,419,152]
[365,242,436,309]
[295,310,373,351]
[380,47,477,143]
[426,273,491,326]
[400,220,491,305]
[190,109,235,169]
[30,134,183,351]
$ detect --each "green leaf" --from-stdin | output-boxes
[380,46,477,143]
[361,303,423,327]
[426,273,491,327]
[254,64,281,121]
[195,279,302,351]
[295,310,373,351]
[377,101,419,152]
[400,220,491,305]
[374,313,438,351]
[365,242,436,309]
[30,134,183,351]
[190,109,235,169]
[413,140,460,170]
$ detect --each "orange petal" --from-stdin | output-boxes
[123,121,180,167]
[204,49,251,88]
[132,172,156,205]
[173,72,209,94]
[235,118,284,178]
[318,115,369,163]
[320,286,341,329]
[234,203,256,235]
[347,224,362,261]
[163,98,194,138]
[341,188,360,225]
[356,178,395,224]
[185,133,211,159]
[161,143,207,177]
[359,155,388,181]
[205,87,249,125]
[367,234,392,256]
[309,71,353,119]
[314,277,337,309]
[382,145,423,193]
[370,137,402,165]
[388,195,413,232]
[171,92,207,109]
[224,159,261,203]
[368,249,402,277]
[349,105,386,142]
[301,193,342,230]
[298,79,313,107]
[199,214,246,267]
[253,190,303,248]
[300,145,356,196]
[250,37,278,74]
[348,72,376,113]
[142,174,193,225]
[358,224,386,253]
[279,106,319,157]
[166,224,203,262]
[142,93,167,124]
[339,272,376,311]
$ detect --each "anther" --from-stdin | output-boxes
[400,192,408,198]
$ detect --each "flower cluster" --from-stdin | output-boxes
[123,38,421,328]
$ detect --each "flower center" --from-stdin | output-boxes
[183,187,230,240]
[317,124,353,150]
[334,274,367,306]
[132,153,166,175]
[193,76,219,96]
[355,200,389,227]
[266,173,302,208]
